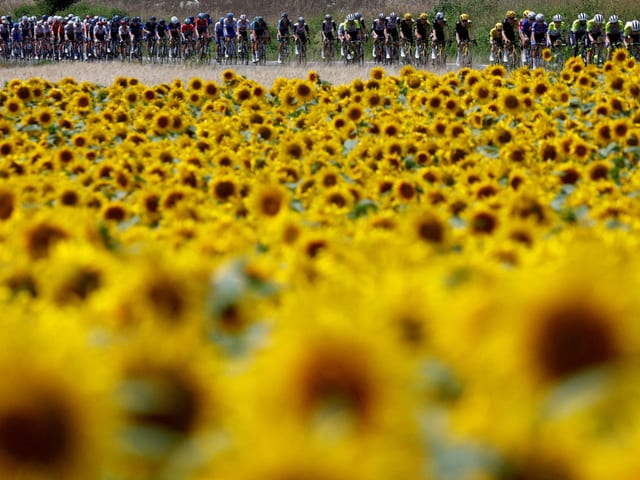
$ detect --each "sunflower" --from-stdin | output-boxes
[345,104,364,122]
[4,97,22,116]
[0,140,14,158]
[412,210,447,244]
[469,209,498,235]
[611,118,630,140]
[370,66,386,80]
[0,320,116,480]
[541,47,553,62]
[211,176,239,202]
[221,69,238,85]
[486,64,507,77]
[612,47,628,64]
[571,138,592,161]
[516,264,635,386]
[23,221,70,260]
[250,184,288,218]
[498,90,521,115]
[587,161,609,181]
[594,122,612,146]
[73,92,92,112]
[0,187,15,221]
[538,139,560,162]
[202,81,220,99]
[233,85,252,103]
[293,79,315,103]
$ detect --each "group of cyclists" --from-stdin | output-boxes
[0,12,273,64]
[319,11,452,67]
[488,11,640,70]
[1,9,640,68]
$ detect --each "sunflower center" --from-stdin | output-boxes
[535,303,620,381]
[0,400,72,467]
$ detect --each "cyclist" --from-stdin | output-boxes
[93,18,108,55]
[605,15,623,58]
[489,22,504,64]
[1,17,11,56]
[455,13,476,67]
[223,13,237,59]
[519,10,535,65]
[415,13,430,60]
[399,13,415,59]
[156,18,167,43]
[501,10,518,63]
[250,16,269,63]
[548,14,569,47]
[320,14,337,60]
[180,17,194,56]
[237,14,250,51]
[431,12,449,63]
[570,12,589,58]
[277,12,291,63]
[83,17,96,59]
[33,19,47,59]
[213,16,224,61]
[117,19,130,58]
[293,16,309,57]
[129,16,143,57]
[385,12,400,60]
[195,13,209,46]
[530,13,548,68]
[143,16,158,55]
[624,19,640,51]
[354,12,367,41]
[586,14,605,64]
[340,13,361,59]
[370,13,387,60]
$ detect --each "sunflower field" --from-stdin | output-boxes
[2,51,640,480]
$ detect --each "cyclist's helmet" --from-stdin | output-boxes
[150,16,156,22]
[506,11,516,19]
[378,12,385,20]
[460,13,469,21]
[281,12,288,18]
[578,13,588,22]
[355,12,362,19]
[241,14,247,20]
[198,12,204,19]
[552,14,563,22]
[527,11,536,20]
[325,14,332,21]
[436,12,444,21]
[420,13,428,21]
[593,14,604,24]
[523,10,530,17]
[404,13,413,20]
[226,12,233,19]
[390,12,398,19]
[114,15,120,22]
[495,22,503,30]
[42,14,48,20]
[346,14,355,22]
[171,16,178,23]
[535,13,544,22]
[632,20,640,32]
[184,18,191,24]
[609,15,619,23]
[298,16,305,23]
[159,18,165,24]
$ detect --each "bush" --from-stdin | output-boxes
[57,3,128,19]
[13,4,48,18]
